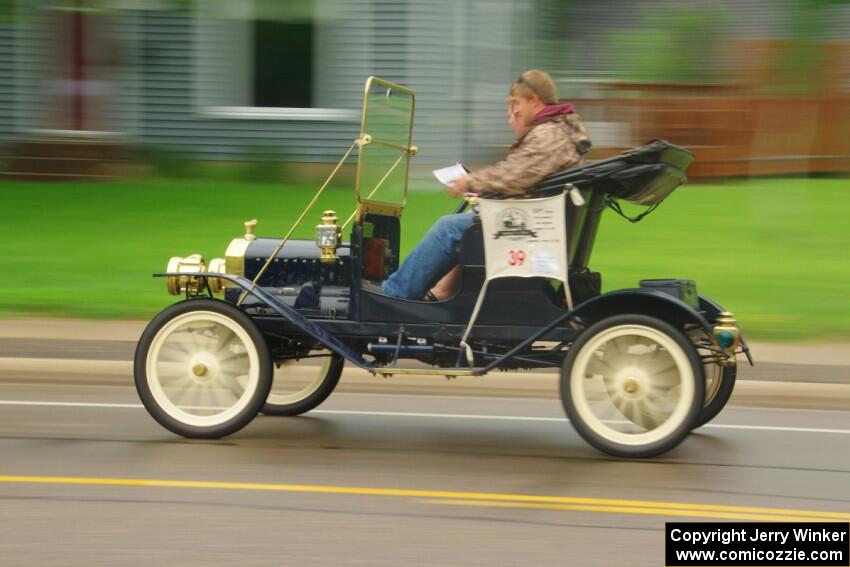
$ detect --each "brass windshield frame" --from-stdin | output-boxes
[353,76,416,222]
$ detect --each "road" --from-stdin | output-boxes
[1,377,849,566]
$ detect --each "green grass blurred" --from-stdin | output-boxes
[1,177,847,341]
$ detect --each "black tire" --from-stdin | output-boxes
[694,363,736,428]
[561,314,705,458]
[261,353,344,416]
[134,299,273,439]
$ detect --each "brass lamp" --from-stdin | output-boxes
[165,254,206,296]
[712,311,741,364]
[315,210,341,263]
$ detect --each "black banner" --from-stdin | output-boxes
[665,522,849,566]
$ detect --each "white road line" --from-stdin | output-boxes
[315,409,562,422]
[699,423,850,434]
[0,400,142,409]
[1,400,850,435]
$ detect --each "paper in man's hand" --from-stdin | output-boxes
[432,163,468,187]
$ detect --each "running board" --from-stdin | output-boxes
[373,367,481,377]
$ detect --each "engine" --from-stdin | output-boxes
[165,217,354,318]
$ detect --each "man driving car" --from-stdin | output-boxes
[380,69,591,301]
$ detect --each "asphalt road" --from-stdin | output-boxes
[1,379,849,566]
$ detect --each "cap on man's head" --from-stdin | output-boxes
[510,70,558,105]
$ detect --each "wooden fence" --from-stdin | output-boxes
[575,94,850,178]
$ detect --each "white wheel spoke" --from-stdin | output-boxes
[610,337,627,356]
[219,370,248,390]
[618,399,638,424]
[216,370,245,399]
[212,328,237,354]
[158,370,193,388]
[196,383,218,413]
[602,395,625,421]
[186,380,207,409]
[586,357,614,376]
[184,327,212,350]
[219,356,249,375]
[602,377,620,400]
[645,358,677,375]
[632,399,667,430]
[154,361,185,377]
[158,344,193,363]
[172,383,197,409]
[651,368,681,390]
[218,351,248,364]
[207,383,231,410]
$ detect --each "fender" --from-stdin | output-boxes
[698,294,727,322]
[570,288,713,334]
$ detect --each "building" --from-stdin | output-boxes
[1,0,849,176]
[0,0,567,168]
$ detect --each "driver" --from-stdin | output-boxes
[379,69,591,301]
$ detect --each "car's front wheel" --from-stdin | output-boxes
[134,299,272,438]
[561,314,704,458]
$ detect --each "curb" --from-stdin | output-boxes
[1,319,850,366]
[2,357,849,411]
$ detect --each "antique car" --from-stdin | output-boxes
[134,77,752,458]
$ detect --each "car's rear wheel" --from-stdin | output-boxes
[262,351,344,416]
[134,299,272,438]
[561,314,704,458]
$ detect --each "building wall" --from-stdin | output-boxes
[0,24,15,141]
[0,0,546,166]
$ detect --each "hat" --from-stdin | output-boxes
[511,70,558,105]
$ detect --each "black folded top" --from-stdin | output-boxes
[530,139,694,206]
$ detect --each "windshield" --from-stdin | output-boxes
[355,77,415,210]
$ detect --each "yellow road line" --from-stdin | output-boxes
[0,475,848,522]
[423,500,845,523]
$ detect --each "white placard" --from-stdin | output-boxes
[477,194,569,286]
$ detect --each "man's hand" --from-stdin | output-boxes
[447,175,468,198]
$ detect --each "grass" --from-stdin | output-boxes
[0,176,848,342]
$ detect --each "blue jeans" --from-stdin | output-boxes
[381,213,475,299]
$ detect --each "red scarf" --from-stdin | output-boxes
[533,103,575,122]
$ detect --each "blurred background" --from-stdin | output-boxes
[0,0,848,340]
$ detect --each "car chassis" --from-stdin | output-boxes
[135,77,752,458]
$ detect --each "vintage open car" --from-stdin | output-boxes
[134,77,752,458]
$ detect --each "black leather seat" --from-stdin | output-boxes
[530,139,694,206]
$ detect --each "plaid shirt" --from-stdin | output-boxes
[467,112,591,197]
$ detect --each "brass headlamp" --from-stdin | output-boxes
[165,254,207,296]
[315,210,341,263]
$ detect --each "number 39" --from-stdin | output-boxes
[508,249,526,266]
